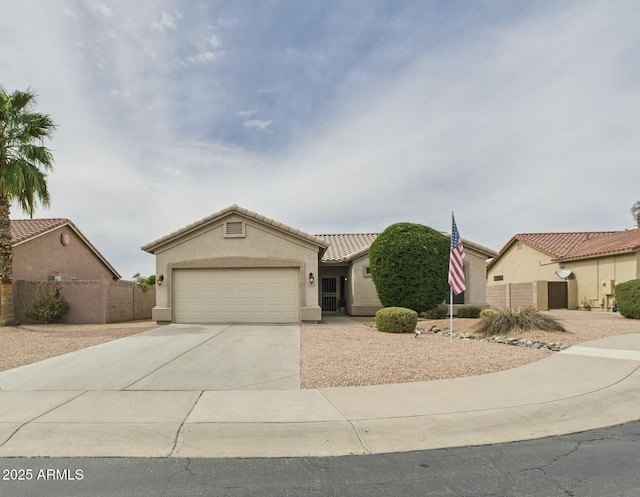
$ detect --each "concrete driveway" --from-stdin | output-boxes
[0,324,301,391]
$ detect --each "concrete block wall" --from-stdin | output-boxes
[486,282,548,310]
[15,280,156,325]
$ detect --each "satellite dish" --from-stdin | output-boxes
[556,269,572,279]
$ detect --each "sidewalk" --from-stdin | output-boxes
[0,333,638,458]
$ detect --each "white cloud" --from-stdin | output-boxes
[150,11,181,32]
[243,119,273,131]
[184,33,223,65]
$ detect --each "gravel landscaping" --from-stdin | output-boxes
[1,310,639,389]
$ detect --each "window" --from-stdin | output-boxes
[224,221,245,238]
[363,266,372,278]
[493,275,504,281]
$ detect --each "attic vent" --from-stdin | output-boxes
[224,221,245,238]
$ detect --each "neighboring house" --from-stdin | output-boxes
[142,205,497,324]
[486,229,640,311]
[10,218,154,324]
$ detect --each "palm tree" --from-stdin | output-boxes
[631,201,640,228]
[0,86,56,325]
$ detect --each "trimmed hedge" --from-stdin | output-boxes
[615,279,640,319]
[369,223,450,313]
[376,307,418,333]
[423,303,449,320]
[456,306,483,318]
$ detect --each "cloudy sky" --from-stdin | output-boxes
[1,0,639,278]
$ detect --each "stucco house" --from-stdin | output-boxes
[486,229,640,311]
[10,218,154,324]
[142,204,497,324]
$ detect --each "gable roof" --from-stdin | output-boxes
[318,232,497,263]
[489,229,640,267]
[11,218,121,279]
[317,234,379,262]
[142,204,330,254]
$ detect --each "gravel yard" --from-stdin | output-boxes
[1,311,639,388]
[300,310,640,388]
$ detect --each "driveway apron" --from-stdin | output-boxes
[0,324,301,391]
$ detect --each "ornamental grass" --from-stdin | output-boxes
[474,307,567,336]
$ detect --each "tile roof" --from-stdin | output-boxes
[316,234,379,262]
[318,232,497,263]
[501,229,640,261]
[142,204,330,253]
[11,218,69,244]
[10,218,121,279]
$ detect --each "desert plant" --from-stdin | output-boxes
[25,281,70,324]
[480,308,496,319]
[376,307,418,333]
[456,306,483,318]
[615,279,640,319]
[474,307,567,336]
[369,223,449,313]
[423,303,449,319]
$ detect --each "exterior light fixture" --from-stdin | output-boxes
[157,275,164,286]
[308,272,315,286]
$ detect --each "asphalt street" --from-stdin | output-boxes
[1,421,639,497]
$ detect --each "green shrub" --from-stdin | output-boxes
[369,223,450,313]
[615,279,640,319]
[474,307,567,336]
[423,303,449,319]
[376,307,418,333]
[480,308,496,319]
[26,281,70,324]
[456,306,482,318]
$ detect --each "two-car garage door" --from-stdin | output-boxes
[173,268,299,323]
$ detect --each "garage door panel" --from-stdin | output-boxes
[174,268,299,323]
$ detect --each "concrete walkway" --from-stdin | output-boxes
[0,328,638,458]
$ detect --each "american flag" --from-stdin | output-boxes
[448,214,466,295]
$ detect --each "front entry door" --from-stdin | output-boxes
[321,277,337,312]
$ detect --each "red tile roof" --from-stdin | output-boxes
[10,218,69,244]
[10,218,121,279]
[504,229,640,261]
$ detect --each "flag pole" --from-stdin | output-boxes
[450,211,453,342]
[449,287,453,342]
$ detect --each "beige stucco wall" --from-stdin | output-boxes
[463,246,491,307]
[13,225,115,282]
[348,255,382,316]
[151,214,322,323]
[488,241,639,311]
[487,242,560,284]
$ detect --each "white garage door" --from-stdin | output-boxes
[174,268,300,323]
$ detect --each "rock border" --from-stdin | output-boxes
[421,326,569,352]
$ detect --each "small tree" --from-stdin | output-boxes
[132,273,156,292]
[369,222,450,313]
[631,201,640,228]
